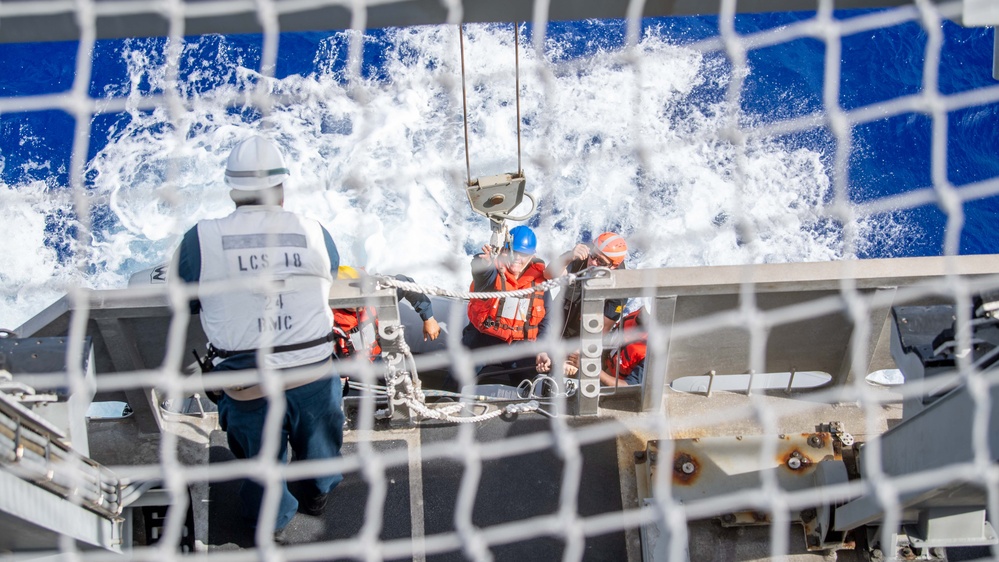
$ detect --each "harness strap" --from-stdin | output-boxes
[210,330,338,359]
[481,317,540,335]
[522,286,537,340]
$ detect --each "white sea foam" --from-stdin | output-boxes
[0,23,908,329]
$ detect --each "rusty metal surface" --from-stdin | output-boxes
[639,433,854,557]
[644,433,845,504]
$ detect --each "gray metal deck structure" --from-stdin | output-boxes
[0,0,952,44]
[16,255,999,431]
[5,254,999,559]
[576,255,999,415]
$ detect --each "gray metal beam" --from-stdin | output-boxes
[880,379,999,476]
[835,379,999,531]
[572,255,999,416]
[94,318,161,434]
[587,255,999,298]
[19,255,999,338]
[833,286,896,388]
[13,255,999,421]
[642,296,676,413]
[0,0,943,44]
[329,281,400,312]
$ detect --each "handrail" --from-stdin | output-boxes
[0,390,123,520]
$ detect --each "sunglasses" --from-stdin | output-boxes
[589,253,613,267]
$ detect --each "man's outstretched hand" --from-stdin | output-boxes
[423,317,441,341]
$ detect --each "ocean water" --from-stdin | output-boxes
[1,9,997,329]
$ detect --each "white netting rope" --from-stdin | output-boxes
[3,0,998,561]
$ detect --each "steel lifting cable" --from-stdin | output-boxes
[514,22,523,176]
[459,24,472,186]
[459,22,525,185]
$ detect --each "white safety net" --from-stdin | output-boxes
[2,0,999,561]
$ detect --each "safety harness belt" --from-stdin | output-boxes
[209,330,339,359]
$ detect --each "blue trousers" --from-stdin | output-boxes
[217,372,344,531]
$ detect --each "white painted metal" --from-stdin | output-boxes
[964,0,999,25]
[0,467,121,552]
[670,371,832,394]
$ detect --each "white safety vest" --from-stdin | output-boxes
[196,205,335,369]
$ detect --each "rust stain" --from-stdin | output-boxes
[721,511,771,526]
[670,427,714,440]
[778,447,815,471]
[804,432,828,449]
[673,452,700,485]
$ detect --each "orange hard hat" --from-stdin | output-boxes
[594,232,627,266]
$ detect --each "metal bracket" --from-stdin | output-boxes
[466,173,535,221]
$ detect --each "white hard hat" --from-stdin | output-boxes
[224,135,289,191]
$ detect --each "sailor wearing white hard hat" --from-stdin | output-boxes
[173,135,343,543]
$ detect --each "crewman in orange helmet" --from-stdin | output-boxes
[544,231,629,339]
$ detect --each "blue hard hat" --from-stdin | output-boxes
[508,225,537,254]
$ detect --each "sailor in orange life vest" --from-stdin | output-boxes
[332,266,440,360]
[456,225,554,387]
[565,307,648,386]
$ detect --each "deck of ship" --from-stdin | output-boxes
[83,379,900,561]
[12,255,999,560]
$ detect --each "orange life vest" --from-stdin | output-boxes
[467,259,548,343]
[332,307,381,360]
[604,310,647,378]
